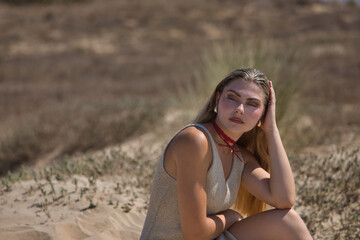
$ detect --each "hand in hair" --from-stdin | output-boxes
[261,81,277,134]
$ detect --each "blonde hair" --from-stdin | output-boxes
[195,68,270,217]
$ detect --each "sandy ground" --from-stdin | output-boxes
[0,175,147,240]
[0,131,169,240]
[0,105,182,240]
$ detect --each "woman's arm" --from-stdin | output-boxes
[241,129,296,209]
[167,127,242,240]
[241,81,296,209]
[266,126,296,207]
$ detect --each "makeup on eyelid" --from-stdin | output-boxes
[226,93,260,108]
[226,90,262,101]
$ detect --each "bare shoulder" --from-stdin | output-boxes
[167,126,210,164]
[164,126,212,178]
[173,126,208,153]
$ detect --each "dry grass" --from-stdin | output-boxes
[0,144,158,216]
[292,147,360,239]
[0,0,358,172]
[0,98,164,175]
[175,40,311,122]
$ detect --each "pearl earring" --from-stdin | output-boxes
[214,105,218,113]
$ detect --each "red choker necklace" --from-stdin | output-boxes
[211,120,243,162]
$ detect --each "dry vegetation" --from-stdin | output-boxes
[1,145,157,215]
[293,147,360,239]
[0,98,164,175]
[0,0,359,239]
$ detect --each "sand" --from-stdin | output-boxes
[0,113,176,240]
[0,175,147,240]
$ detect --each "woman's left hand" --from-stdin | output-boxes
[261,81,277,134]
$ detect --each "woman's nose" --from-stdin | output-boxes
[235,103,244,114]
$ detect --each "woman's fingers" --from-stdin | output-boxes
[269,81,276,104]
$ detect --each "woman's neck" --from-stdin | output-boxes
[212,119,242,144]
[209,120,243,161]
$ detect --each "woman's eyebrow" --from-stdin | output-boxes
[227,89,261,102]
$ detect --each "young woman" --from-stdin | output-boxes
[140,68,312,240]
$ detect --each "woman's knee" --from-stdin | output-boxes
[282,208,301,221]
[281,208,305,226]
[228,208,312,240]
[279,208,312,239]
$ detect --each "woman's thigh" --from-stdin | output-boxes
[228,208,312,240]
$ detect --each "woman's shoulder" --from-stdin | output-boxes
[166,125,211,162]
[172,125,209,151]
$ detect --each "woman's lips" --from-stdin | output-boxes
[229,117,244,124]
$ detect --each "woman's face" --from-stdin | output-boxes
[215,79,266,136]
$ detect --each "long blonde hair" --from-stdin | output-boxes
[195,68,270,217]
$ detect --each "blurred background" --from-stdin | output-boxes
[0,0,359,239]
